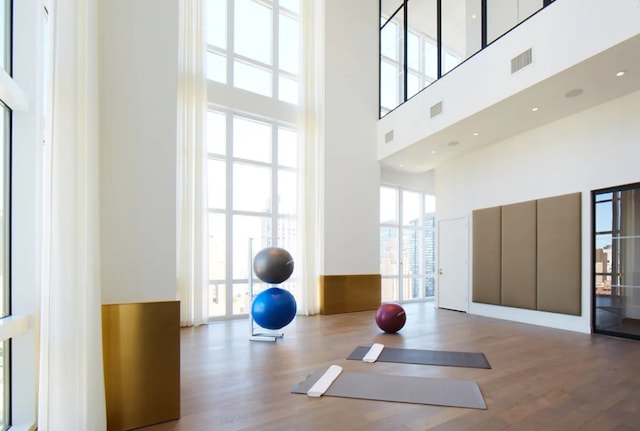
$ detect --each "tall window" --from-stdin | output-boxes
[0,2,11,427]
[380,185,436,302]
[206,0,301,320]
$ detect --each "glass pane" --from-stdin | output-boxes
[0,104,6,319]
[233,116,271,163]
[487,0,543,44]
[233,163,271,213]
[425,276,435,297]
[380,186,398,224]
[208,213,225,280]
[207,159,225,209]
[234,60,272,97]
[206,51,226,83]
[380,60,399,112]
[279,0,300,14]
[380,18,398,61]
[206,0,226,49]
[209,282,226,317]
[380,226,399,276]
[441,0,481,73]
[407,73,420,99]
[276,217,297,260]
[595,200,612,233]
[0,338,9,429]
[402,190,420,225]
[595,233,612,253]
[233,283,250,315]
[381,277,398,302]
[278,169,296,215]
[207,111,226,155]
[443,50,462,75]
[278,75,298,104]
[402,228,419,277]
[234,0,272,64]
[407,31,419,70]
[279,13,299,74]
[408,0,437,92]
[277,127,297,168]
[424,229,435,273]
[595,192,613,203]
[233,215,272,279]
[424,39,437,80]
[402,277,421,300]
[424,194,436,227]
[0,0,9,73]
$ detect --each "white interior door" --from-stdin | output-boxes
[438,217,469,312]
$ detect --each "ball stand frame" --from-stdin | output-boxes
[248,238,285,342]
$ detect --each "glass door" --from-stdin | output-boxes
[593,182,640,340]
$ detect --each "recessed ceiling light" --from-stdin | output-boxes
[431,150,437,154]
[448,141,459,147]
[471,14,477,19]
[565,88,583,98]
[531,107,539,112]
[399,163,404,167]
[616,70,626,77]
[473,132,479,136]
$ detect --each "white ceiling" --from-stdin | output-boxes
[379,33,640,174]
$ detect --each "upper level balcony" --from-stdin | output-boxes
[378,0,640,174]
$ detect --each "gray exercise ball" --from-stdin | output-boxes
[253,247,294,284]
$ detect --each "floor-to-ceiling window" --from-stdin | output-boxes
[593,182,640,340]
[380,185,436,302]
[0,3,10,422]
[206,0,301,320]
[0,0,43,428]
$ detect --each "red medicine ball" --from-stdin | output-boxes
[375,302,406,333]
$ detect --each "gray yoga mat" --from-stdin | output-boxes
[291,368,487,410]
[347,346,491,369]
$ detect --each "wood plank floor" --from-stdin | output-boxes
[142,302,640,431]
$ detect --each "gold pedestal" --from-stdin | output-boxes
[102,301,180,431]
[319,274,381,314]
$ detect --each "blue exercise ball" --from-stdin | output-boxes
[253,247,294,284]
[251,287,297,330]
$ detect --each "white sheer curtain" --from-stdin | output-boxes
[297,0,325,315]
[38,0,106,429]
[177,0,208,327]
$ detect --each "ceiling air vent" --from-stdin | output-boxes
[511,48,532,73]
[430,101,443,118]
[385,130,394,143]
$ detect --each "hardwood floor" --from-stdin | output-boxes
[141,302,640,431]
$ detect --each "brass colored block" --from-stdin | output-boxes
[319,274,381,314]
[102,301,180,431]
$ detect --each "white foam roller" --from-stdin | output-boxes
[307,365,343,397]
[362,343,384,363]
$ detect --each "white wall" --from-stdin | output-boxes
[378,0,640,160]
[437,90,640,333]
[381,169,435,194]
[321,0,380,275]
[98,0,179,304]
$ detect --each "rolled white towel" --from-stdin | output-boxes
[307,365,343,397]
[362,343,384,363]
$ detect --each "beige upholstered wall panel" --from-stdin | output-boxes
[501,201,537,310]
[472,206,502,305]
[537,192,581,315]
